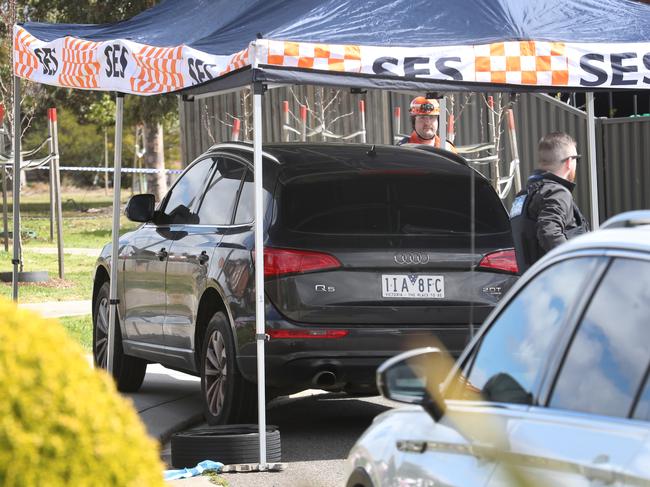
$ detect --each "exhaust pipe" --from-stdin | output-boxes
[312,370,337,388]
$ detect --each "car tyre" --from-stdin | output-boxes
[170,424,281,467]
[201,311,256,425]
[346,467,375,487]
[93,281,147,392]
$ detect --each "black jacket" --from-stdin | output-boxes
[510,170,589,273]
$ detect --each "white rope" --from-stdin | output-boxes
[0,161,183,174]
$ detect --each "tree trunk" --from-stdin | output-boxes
[143,120,167,201]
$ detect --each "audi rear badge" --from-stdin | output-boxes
[394,252,430,265]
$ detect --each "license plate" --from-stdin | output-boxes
[381,274,444,299]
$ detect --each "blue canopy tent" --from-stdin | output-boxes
[12,0,650,466]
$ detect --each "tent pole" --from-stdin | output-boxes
[107,93,124,374]
[252,81,268,468]
[12,76,22,301]
[585,92,599,230]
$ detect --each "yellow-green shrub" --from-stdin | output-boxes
[0,298,165,487]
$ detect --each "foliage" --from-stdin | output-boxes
[23,107,112,186]
[1,0,181,180]
[203,470,229,486]
[0,297,165,486]
[86,93,116,128]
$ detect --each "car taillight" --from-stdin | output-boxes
[263,247,341,278]
[477,248,519,275]
[266,329,348,339]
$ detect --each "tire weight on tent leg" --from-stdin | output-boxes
[171,425,281,468]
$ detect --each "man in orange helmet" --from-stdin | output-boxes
[398,96,455,151]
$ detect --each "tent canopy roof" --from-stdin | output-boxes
[22,0,650,55]
[14,0,650,95]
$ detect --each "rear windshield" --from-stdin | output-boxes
[280,172,509,235]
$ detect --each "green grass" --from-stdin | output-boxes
[59,314,93,352]
[0,251,96,302]
[0,186,139,302]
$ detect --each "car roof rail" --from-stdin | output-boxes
[600,210,650,229]
[207,141,281,164]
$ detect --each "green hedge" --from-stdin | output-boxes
[0,298,164,486]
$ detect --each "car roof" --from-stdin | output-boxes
[264,143,482,183]
[206,142,476,173]
[542,224,650,260]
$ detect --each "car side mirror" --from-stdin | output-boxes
[125,194,156,223]
[377,347,449,422]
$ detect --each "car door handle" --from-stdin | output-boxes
[198,251,209,265]
[156,248,168,261]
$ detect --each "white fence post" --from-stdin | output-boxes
[506,108,521,193]
[231,118,241,141]
[393,106,401,143]
[359,100,366,143]
[282,101,290,142]
[300,105,307,142]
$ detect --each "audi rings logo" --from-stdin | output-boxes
[394,252,430,265]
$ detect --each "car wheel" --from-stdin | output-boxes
[170,424,281,467]
[346,467,375,487]
[93,281,147,392]
[201,311,256,425]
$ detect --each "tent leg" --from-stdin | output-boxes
[107,93,124,374]
[12,76,21,301]
[252,82,268,468]
[585,92,599,230]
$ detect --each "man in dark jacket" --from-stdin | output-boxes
[510,132,589,274]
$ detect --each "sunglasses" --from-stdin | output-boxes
[419,103,437,112]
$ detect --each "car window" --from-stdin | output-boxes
[234,170,254,224]
[280,173,509,235]
[161,157,215,224]
[463,257,602,405]
[549,258,650,418]
[197,157,246,225]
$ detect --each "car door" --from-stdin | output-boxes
[214,166,259,340]
[386,257,604,487]
[122,156,215,356]
[163,155,247,366]
[627,368,650,483]
[438,256,604,487]
[488,256,650,487]
[121,224,173,348]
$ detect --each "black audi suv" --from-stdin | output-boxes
[92,142,518,424]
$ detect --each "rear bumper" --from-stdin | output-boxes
[236,305,491,392]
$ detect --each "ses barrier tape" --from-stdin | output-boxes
[14,25,650,95]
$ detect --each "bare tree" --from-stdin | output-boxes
[1,0,41,143]
[288,87,357,141]
[201,87,252,144]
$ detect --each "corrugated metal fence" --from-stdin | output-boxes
[180,89,650,222]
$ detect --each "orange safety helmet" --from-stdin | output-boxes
[409,96,440,116]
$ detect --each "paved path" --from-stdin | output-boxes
[28,247,100,257]
[125,365,203,443]
[19,299,92,317]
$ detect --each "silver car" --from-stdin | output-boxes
[346,211,650,487]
